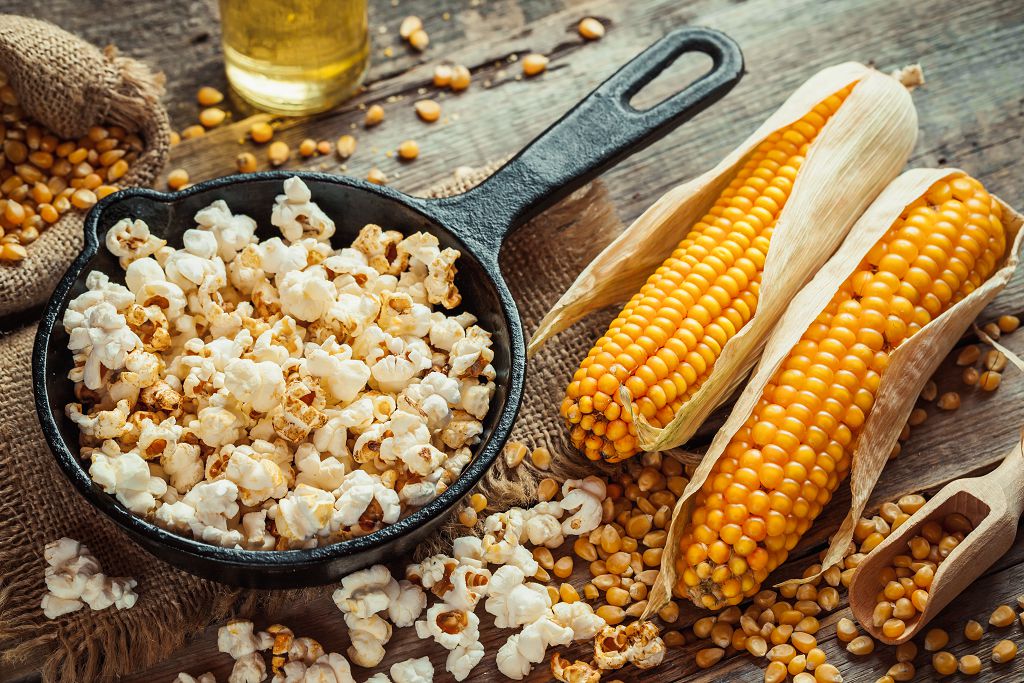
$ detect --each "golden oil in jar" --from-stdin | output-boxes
[218,0,369,115]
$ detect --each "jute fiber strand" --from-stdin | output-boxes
[0,159,623,681]
[530,62,920,455]
[0,15,171,317]
[647,168,1024,615]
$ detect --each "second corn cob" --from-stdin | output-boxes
[674,173,1007,609]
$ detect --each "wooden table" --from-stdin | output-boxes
[9,0,1024,681]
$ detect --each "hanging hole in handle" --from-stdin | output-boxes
[629,50,715,111]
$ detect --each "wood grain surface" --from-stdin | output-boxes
[4,0,1024,681]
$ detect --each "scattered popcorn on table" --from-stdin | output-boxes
[40,537,138,619]
[64,177,496,550]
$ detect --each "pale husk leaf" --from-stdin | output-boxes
[528,62,871,354]
[646,168,1024,614]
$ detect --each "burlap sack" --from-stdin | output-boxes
[0,15,171,317]
[0,157,624,680]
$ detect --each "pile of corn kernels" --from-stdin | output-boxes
[0,71,140,261]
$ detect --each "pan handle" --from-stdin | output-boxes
[417,26,743,259]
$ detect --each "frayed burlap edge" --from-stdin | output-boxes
[0,15,172,318]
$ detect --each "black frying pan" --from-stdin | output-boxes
[33,27,743,588]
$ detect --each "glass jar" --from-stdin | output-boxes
[219,0,369,115]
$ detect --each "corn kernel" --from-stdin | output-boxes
[990,604,1016,627]
[522,53,549,77]
[250,122,273,143]
[578,17,605,40]
[414,99,441,123]
[992,639,1018,663]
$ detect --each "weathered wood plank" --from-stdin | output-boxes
[5,0,1024,680]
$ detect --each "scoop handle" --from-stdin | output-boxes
[420,27,743,259]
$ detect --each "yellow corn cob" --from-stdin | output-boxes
[561,85,855,463]
[676,174,1006,609]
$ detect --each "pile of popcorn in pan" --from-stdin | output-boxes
[176,471,663,683]
[62,176,496,549]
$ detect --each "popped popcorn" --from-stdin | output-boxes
[40,537,138,619]
[64,177,494,550]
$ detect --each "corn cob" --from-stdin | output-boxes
[675,174,1006,609]
[560,87,856,463]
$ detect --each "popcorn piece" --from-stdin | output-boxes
[172,673,216,683]
[306,652,355,683]
[344,612,392,667]
[227,653,265,683]
[223,445,289,506]
[332,564,397,619]
[484,565,543,629]
[224,358,286,413]
[106,218,166,268]
[272,177,336,243]
[288,636,325,665]
[272,484,335,544]
[279,267,335,323]
[179,479,243,548]
[387,579,426,628]
[194,199,258,262]
[125,258,187,321]
[218,619,262,659]
[445,640,483,682]
[593,621,666,671]
[560,486,604,536]
[161,442,203,493]
[294,444,347,491]
[332,470,400,529]
[424,247,461,309]
[242,510,276,550]
[88,441,167,514]
[41,537,138,619]
[551,602,606,641]
[67,301,143,390]
[272,375,329,442]
[390,657,434,683]
[353,224,404,274]
[304,339,370,404]
[499,618,574,680]
[405,554,458,594]
[445,564,491,611]
[414,602,480,650]
[550,654,601,683]
[66,399,130,440]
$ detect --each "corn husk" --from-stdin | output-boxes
[529,62,919,454]
[647,168,1024,614]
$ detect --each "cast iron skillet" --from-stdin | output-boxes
[33,27,743,588]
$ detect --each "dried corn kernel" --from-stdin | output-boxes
[578,17,606,40]
[522,53,549,77]
[414,99,441,123]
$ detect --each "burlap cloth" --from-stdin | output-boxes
[0,15,171,318]
[0,27,628,674]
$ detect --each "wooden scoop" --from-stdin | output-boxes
[849,437,1024,644]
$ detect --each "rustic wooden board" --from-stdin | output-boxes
[5,0,1024,681]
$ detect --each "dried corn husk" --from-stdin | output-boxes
[530,62,920,454]
[646,168,1024,615]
